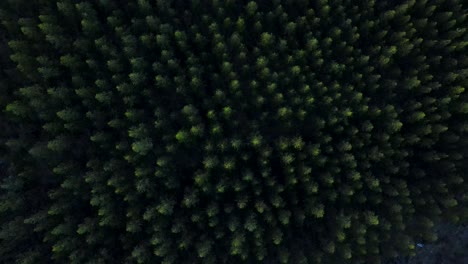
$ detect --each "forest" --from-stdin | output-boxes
[0,0,467,263]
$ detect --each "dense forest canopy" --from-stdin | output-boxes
[0,0,467,263]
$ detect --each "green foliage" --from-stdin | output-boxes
[1,0,467,263]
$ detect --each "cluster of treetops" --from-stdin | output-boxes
[0,0,466,263]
